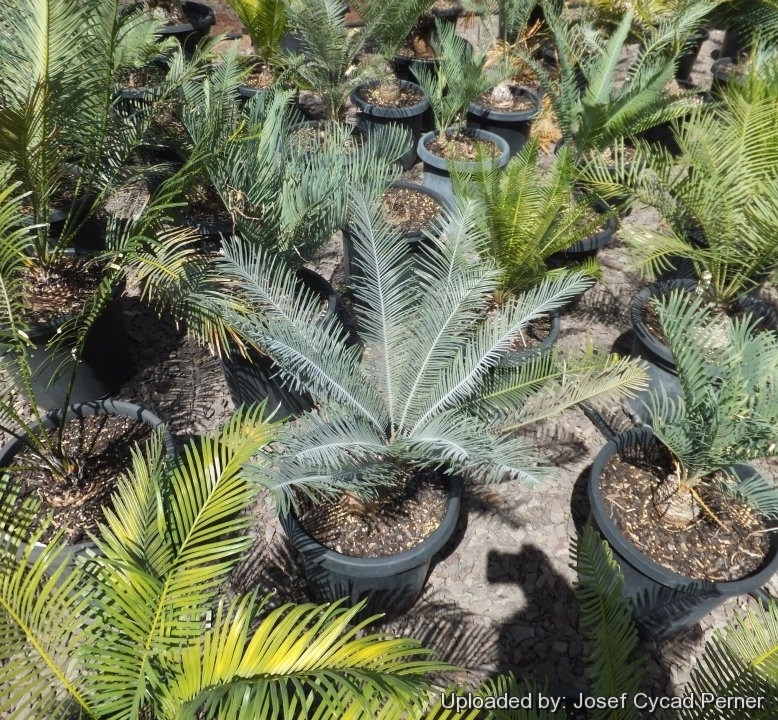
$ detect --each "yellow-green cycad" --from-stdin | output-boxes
[0,403,450,719]
[455,138,606,294]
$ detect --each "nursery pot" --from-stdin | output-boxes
[710,57,747,98]
[153,1,215,55]
[341,181,451,289]
[466,85,542,158]
[547,200,618,263]
[624,278,778,424]
[495,310,561,367]
[589,426,778,642]
[219,267,338,420]
[0,399,174,580]
[417,127,510,200]
[281,474,463,621]
[351,80,429,171]
[675,26,710,81]
[3,254,130,410]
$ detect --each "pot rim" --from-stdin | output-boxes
[589,426,778,591]
[281,474,463,577]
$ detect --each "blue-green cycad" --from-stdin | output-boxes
[0,406,451,719]
[533,0,716,159]
[180,73,407,267]
[211,192,647,511]
[647,290,778,514]
[350,0,436,57]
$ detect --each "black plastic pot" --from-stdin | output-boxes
[280,474,463,620]
[341,181,450,288]
[550,201,618,261]
[4,259,130,410]
[589,426,778,642]
[417,127,510,200]
[0,399,174,579]
[496,310,561,367]
[711,56,746,98]
[466,85,541,158]
[153,1,215,55]
[675,26,710,81]
[219,267,338,420]
[351,80,429,171]
[624,278,778,423]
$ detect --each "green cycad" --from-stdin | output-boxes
[530,0,716,158]
[412,19,511,136]
[285,0,375,120]
[454,137,606,293]
[207,192,646,511]
[226,0,288,69]
[583,71,778,305]
[647,290,778,513]
[0,0,201,264]
[350,0,436,57]
[0,405,451,720]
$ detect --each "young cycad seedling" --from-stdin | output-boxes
[647,289,778,525]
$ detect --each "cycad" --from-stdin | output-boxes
[226,0,288,69]
[412,19,512,137]
[285,0,375,120]
[179,72,407,267]
[455,137,606,294]
[203,191,647,511]
[531,0,717,158]
[647,289,778,514]
[350,0,436,57]
[582,74,778,304]
[0,0,206,264]
[0,406,452,720]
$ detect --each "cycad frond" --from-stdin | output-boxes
[648,290,778,489]
[573,526,646,719]
[227,0,288,65]
[0,479,96,720]
[161,596,448,720]
[81,407,277,720]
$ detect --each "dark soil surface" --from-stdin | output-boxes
[599,448,770,582]
[22,257,104,325]
[296,469,449,557]
[7,414,155,543]
[380,186,441,236]
[426,131,502,161]
[356,82,425,108]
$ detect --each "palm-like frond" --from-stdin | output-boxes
[227,0,288,65]
[573,526,646,720]
[351,0,436,56]
[285,0,375,120]
[412,19,512,133]
[648,290,778,495]
[0,479,96,720]
[680,599,778,719]
[213,191,646,509]
[529,0,716,156]
[456,138,609,292]
[593,83,778,302]
[160,595,449,720]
